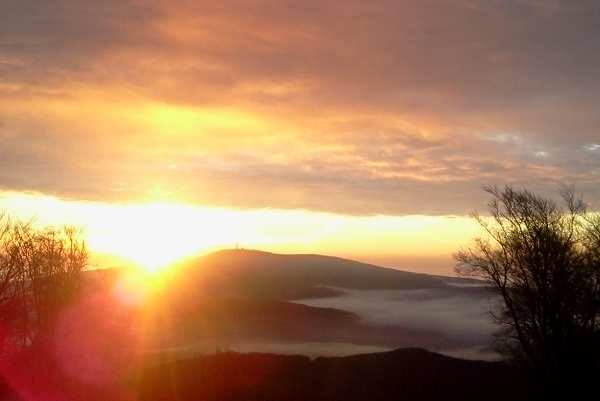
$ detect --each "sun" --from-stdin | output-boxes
[123,247,186,274]
[83,202,239,274]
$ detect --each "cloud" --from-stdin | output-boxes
[1,0,599,214]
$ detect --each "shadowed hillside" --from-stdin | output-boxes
[168,249,456,300]
[139,348,536,401]
[79,250,496,359]
[1,347,536,401]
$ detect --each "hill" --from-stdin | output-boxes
[81,249,496,359]
[167,249,463,300]
[139,348,534,401]
[2,347,538,401]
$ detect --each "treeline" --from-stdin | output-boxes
[0,213,87,357]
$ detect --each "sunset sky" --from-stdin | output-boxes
[1,0,599,275]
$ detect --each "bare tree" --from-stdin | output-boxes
[455,186,600,391]
[0,213,87,356]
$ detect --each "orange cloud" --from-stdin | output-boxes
[1,0,600,214]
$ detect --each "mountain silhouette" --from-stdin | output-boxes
[167,249,466,300]
[82,250,495,359]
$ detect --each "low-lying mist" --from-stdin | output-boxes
[293,284,500,360]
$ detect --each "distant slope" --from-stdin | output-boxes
[169,249,451,300]
[82,250,494,359]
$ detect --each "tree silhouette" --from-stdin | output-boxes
[455,186,600,393]
[0,213,87,356]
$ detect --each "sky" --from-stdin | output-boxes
[1,0,599,274]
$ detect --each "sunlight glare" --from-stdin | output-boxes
[0,191,481,275]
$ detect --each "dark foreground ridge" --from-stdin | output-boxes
[140,348,534,401]
[2,346,537,401]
